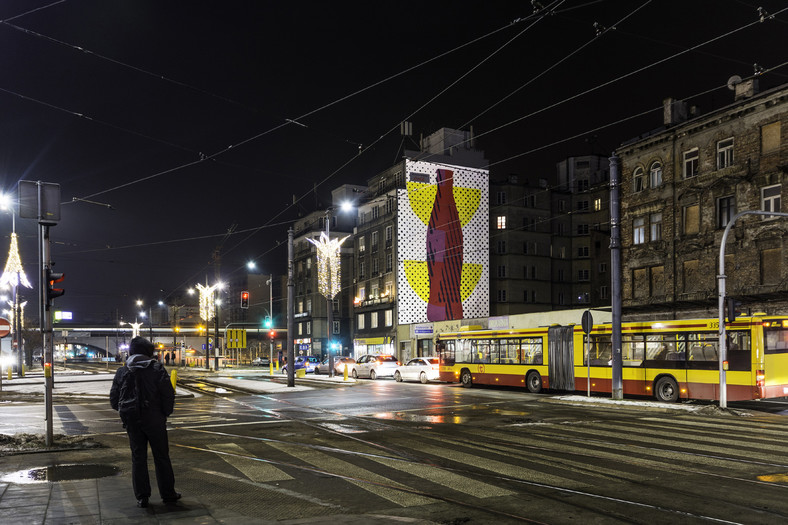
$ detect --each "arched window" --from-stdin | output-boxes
[633,167,646,192]
[650,161,663,187]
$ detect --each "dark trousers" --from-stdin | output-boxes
[126,417,177,500]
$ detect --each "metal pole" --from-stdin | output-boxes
[41,223,54,446]
[287,228,295,387]
[609,154,623,400]
[269,273,273,370]
[326,210,335,377]
[716,210,788,409]
[214,293,220,371]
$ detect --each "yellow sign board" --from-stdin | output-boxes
[227,329,247,349]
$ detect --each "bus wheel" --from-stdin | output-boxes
[460,369,472,388]
[526,371,542,393]
[655,376,679,402]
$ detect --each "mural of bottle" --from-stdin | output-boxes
[426,168,463,321]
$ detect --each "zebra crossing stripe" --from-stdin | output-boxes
[208,443,293,482]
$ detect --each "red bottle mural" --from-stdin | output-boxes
[426,168,463,321]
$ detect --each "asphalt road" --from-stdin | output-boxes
[3,369,788,524]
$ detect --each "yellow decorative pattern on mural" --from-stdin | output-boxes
[406,182,481,227]
[404,260,482,302]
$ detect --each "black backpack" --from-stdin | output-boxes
[118,369,150,426]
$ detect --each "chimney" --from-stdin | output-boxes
[734,79,760,101]
[663,97,688,126]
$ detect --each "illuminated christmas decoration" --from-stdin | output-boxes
[0,233,32,289]
[5,300,27,333]
[196,282,222,321]
[307,232,348,300]
[129,321,142,338]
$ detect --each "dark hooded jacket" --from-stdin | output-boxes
[110,353,175,420]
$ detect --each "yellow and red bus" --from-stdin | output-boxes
[436,316,788,402]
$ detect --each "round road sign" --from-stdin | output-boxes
[0,317,10,337]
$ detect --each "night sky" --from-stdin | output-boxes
[0,0,785,323]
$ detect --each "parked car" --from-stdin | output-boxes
[252,356,270,367]
[282,355,320,374]
[351,354,400,379]
[394,357,440,384]
[314,356,355,375]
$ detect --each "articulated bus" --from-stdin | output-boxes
[436,316,788,402]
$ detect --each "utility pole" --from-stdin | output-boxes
[609,154,623,400]
[287,228,295,387]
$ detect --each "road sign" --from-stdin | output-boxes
[227,329,247,348]
[0,317,10,337]
[581,310,593,335]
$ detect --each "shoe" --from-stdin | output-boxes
[163,492,181,504]
[137,497,149,508]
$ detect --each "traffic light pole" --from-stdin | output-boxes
[717,210,788,409]
[40,223,54,447]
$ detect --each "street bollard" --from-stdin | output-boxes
[7,367,11,380]
[343,363,348,381]
[269,362,274,375]
[170,369,178,392]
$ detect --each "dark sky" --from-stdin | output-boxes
[0,0,785,323]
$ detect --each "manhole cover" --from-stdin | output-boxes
[1,464,120,483]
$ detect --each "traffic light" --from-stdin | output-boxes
[240,291,249,309]
[725,296,743,323]
[46,268,65,304]
[263,316,272,328]
[268,329,276,340]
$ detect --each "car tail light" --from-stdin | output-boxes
[756,369,765,387]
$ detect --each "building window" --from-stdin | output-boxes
[298,322,303,336]
[306,321,311,335]
[306,299,312,313]
[531,290,536,302]
[496,191,507,204]
[522,242,528,254]
[531,266,537,279]
[497,289,507,302]
[578,246,589,257]
[356,313,365,330]
[762,184,781,218]
[600,286,609,299]
[385,226,393,246]
[717,196,735,228]
[578,269,589,281]
[683,148,699,178]
[684,204,700,235]
[650,213,662,241]
[558,292,565,305]
[371,231,379,251]
[577,200,589,211]
[649,161,662,187]
[762,122,781,155]
[558,269,564,282]
[496,216,507,229]
[496,240,507,254]
[633,217,645,244]
[370,312,378,329]
[761,248,781,285]
[683,260,701,293]
[497,265,506,278]
[357,286,365,301]
[599,262,607,273]
[385,253,393,273]
[359,261,366,279]
[577,224,589,235]
[333,320,340,334]
[578,179,589,191]
[384,309,393,326]
[385,281,394,297]
[559,246,566,258]
[386,197,395,214]
[558,200,566,212]
[633,167,646,192]
[358,236,365,253]
[717,138,734,169]
[372,206,380,220]
[594,198,602,211]
[371,282,379,297]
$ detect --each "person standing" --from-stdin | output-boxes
[110,336,181,508]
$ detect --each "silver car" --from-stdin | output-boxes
[394,357,440,384]
[351,354,400,380]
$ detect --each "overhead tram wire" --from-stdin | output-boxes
[197,1,567,265]
[67,2,561,205]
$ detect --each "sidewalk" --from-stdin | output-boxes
[0,367,427,524]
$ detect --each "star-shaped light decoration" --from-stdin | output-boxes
[196,282,222,321]
[0,233,32,289]
[307,232,348,300]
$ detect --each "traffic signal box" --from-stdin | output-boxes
[241,291,249,309]
[46,268,65,305]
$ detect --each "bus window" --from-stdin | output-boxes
[522,338,543,364]
[500,340,517,364]
[588,335,612,366]
[439,341,454,366]
[622,334,644,366]
[765,328,788,352]
[473,340,491,363]
[489,340,501,364]
[687,333,718,369]
[457,339,474,363]
[726,331,751,371]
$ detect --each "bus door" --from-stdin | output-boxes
[548,326,575,391]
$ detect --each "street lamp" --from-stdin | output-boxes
[136,299,153,340]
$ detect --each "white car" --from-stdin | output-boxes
[394,357,440,384]
[351,354,400,379]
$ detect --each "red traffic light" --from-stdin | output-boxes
[240,290,249,309]
[46,268,65,303]
[268,329,276,339]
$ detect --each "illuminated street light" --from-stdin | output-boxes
[195,280,223,370]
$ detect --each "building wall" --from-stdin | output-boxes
[618,83,788,320]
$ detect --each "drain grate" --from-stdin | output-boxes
[1,464,120,483]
